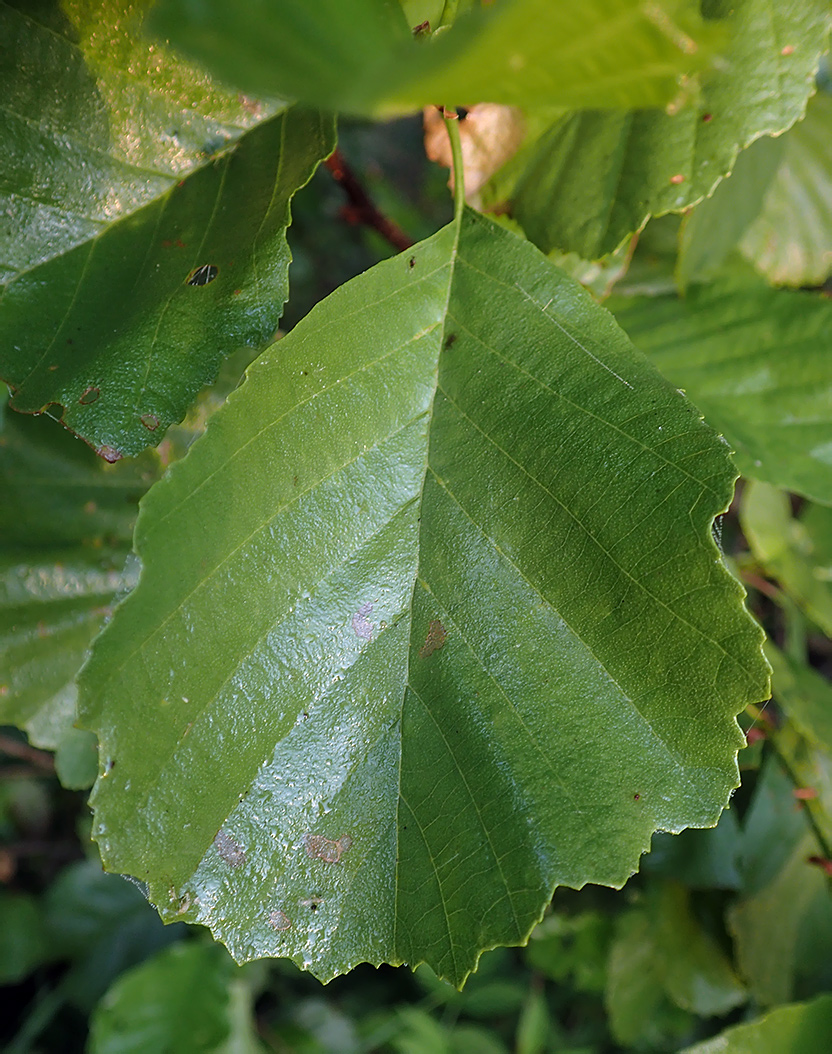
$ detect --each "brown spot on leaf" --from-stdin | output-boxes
[269,909,292,931]
[670,173,685,185]
[352,602,373,641]
[79,387,100,405]
[701,112,713,123]
[140,413,160,431]
[303,833,353,864]
[420,619,447,658]
[96,446,123,463]
[444,333,457,349]
[215,829,246,867]
[781,44,795,55]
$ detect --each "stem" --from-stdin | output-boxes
[324,148,414,253]
[443,108,465,223]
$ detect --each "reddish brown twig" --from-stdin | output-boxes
[0,734,54,772]
[325,148,414,253]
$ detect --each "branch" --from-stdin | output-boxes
[325,149,414,253]
[0,734,54,772]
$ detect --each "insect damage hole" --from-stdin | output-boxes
[186,264,219,287]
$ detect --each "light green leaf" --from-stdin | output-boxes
[152,0,720,116]
[681,995,832,1054]
[0,0,333,458]
[767,642,832,755]
[80,207,766,985]
[88,942,232,1054]
[507,0,831,258]
[676,135,785,289]
[740,483,832,636]
[741,90,832,287]
[610,278,832,506]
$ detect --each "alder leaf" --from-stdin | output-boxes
[506,0,831,258]
[740,90,832,287]
[151,0,720,115]
[611,277,832,506]
[79,208,767,986]
[0,0,333,458]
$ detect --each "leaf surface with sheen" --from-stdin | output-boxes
[680,995,832,1054]
[0,0,333,457]
[80,208,767,985]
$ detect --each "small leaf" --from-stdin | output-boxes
[506,0,831,257]
[152,0,720,115]
[88,943,232,1054]
[0,1,333,457]
[80,208,766,985]
[741,90,832,287]
[611,278,832,506]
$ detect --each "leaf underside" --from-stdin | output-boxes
[80,209,767,986]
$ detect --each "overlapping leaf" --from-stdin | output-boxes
[741,90,832,287]
[611,278,832,506]
[681,995,832,1054]
[80,207,766,985]
[151,0,720,116]
[503,0,831,258]
[0,0,333,457]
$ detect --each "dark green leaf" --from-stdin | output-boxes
[0,891,49,984]
[152,0,720,115]
[611,279,832,506]
[680,995,832,1054]
[0,0,333,457]
[767,642,832,755]
[80,207,766,985]
[507,0,831,257]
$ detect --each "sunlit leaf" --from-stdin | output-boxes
[680,994,832,1054]
[0,0,333,457]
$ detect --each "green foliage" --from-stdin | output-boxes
[1,0,831,1050]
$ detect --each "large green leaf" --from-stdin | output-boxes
[610,278,832,506]
[680,995,832,1054]
[505,0,831,258]
[80,207,767,985]
[0,0,333,458]
[151,0,720,116]
[741,90,832,287]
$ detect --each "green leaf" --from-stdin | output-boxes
[643,808,743,890]
[676,135,785,290]
[680,995,832,1054]
[610,279,832,506]
[740,484,832,636]
[0,891,48,984]
[0,0,333,458]
[766,642,832,755]
[525,912,612,992]
[741,90,832,287]
[152,0,720,116]
[80,207,766,985]
[88,942,232,1054]
[507,0,831,258]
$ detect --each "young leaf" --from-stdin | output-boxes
[611,279,832,507]
[680,994,832,1054]
[152,0,720,115]
[80,207,767,986]
[507,0,831,258]
[741,90,832,288]
[0,0,333,458]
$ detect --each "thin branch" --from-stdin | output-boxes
[325,148,414,253]
[0,734,54,772]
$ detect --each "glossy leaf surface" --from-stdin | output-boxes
[681,995,832,1054]
[611,279,832,506]
[152,0,719,115]
[0,0,333,457]
[741,90,832,287]
[508,0,830,257]
[80,208,766,985]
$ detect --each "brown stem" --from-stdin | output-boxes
[325,148,414,253]
[0,734,54,772]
